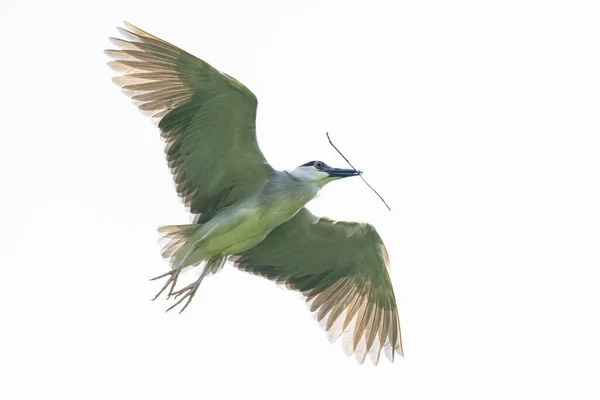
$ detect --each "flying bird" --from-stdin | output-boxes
[106,22,403,364]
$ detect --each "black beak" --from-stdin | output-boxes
[324,167,362,178]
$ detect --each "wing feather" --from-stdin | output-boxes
[232,208,403,364]
[106,22,273,219]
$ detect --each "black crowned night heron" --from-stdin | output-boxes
[106,22,403,364]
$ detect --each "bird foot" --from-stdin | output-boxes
[150,269,181,301]
[165,279,203,313]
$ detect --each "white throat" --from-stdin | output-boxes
[289,166,329,183]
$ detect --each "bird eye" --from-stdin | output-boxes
[314,161,324,169]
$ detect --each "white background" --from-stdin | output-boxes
[1,0,599,398]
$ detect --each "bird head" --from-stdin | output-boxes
[290,160,361,186]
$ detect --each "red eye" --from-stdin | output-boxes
[314,161,323,169]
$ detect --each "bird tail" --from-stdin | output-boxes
[157,224,203,269]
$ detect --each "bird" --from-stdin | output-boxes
[106,22,403,364]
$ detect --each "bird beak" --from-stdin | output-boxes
[325,167,362,179]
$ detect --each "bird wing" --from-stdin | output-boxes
[106,22,273,220]
[231,208,403,364]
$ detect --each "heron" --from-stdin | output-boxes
[106,22,403,364]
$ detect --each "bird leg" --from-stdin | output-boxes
[164,267,211,313]
[150,268,182,301]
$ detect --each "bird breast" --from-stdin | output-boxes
[199,179,319,257]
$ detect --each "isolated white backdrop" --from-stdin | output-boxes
[1,0,599,399]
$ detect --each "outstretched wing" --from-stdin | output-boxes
[106,22,273,220]
[231,208,403,364]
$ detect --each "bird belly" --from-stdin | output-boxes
[194,203,299,258]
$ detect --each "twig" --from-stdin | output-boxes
[326,132,391,211]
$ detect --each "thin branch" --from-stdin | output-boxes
[326,132,391,211]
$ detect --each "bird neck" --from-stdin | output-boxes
[262,171,321,210]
